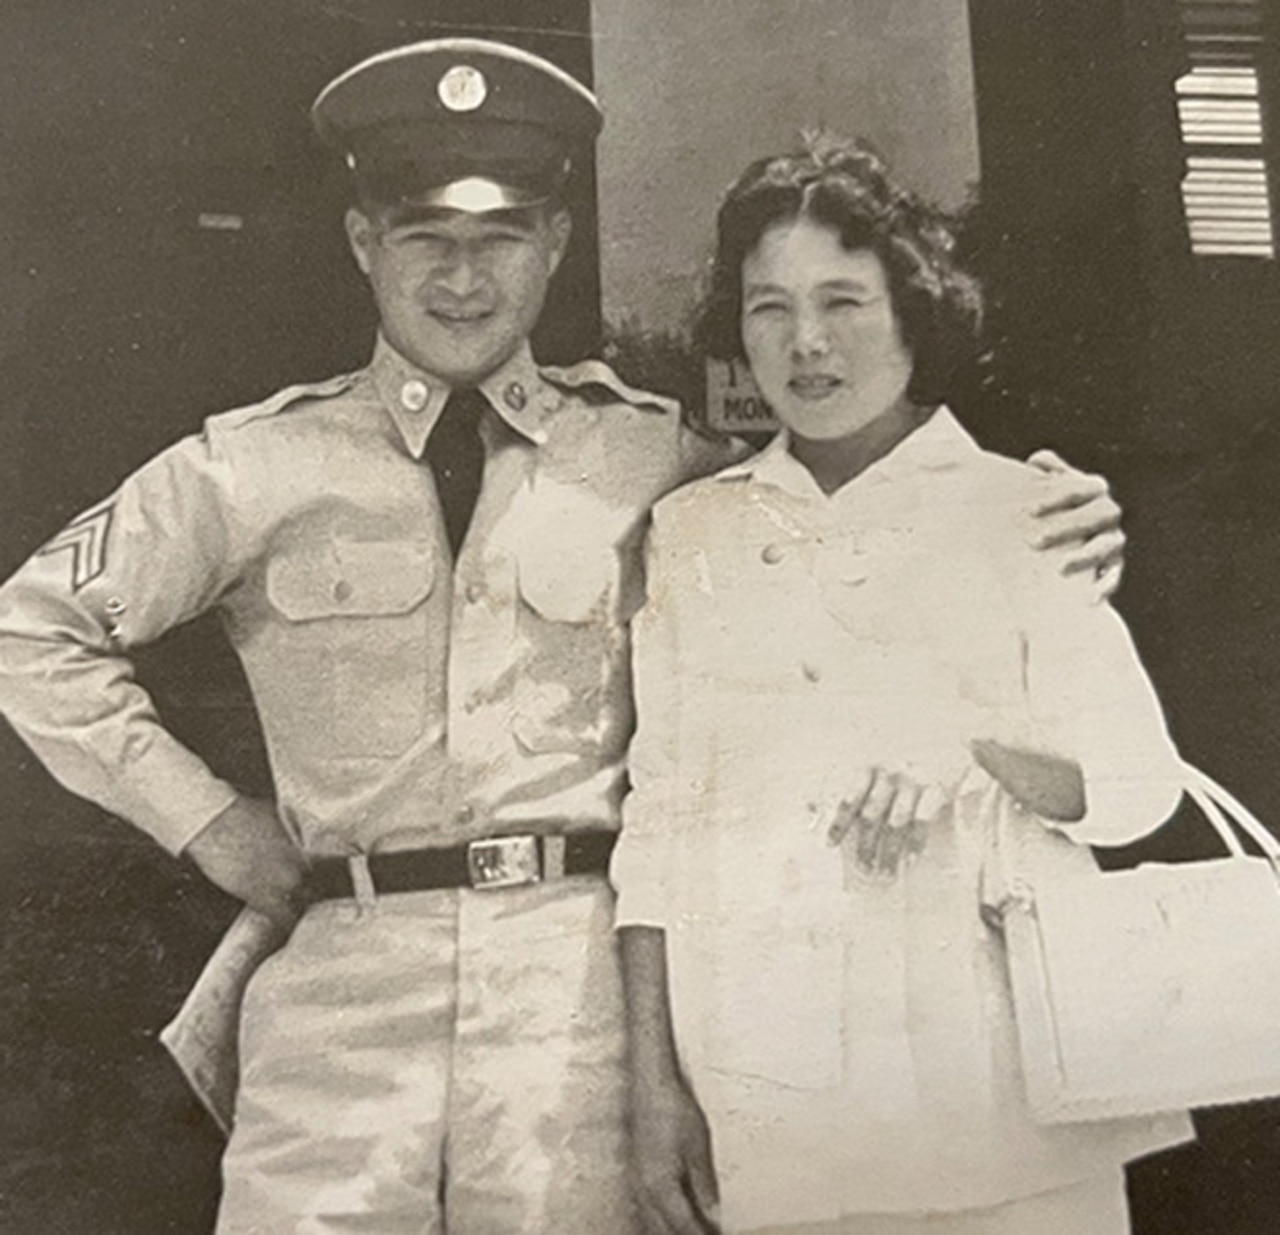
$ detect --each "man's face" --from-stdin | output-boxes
[346,202,571,384]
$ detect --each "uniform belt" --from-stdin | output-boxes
[306,830,618,900]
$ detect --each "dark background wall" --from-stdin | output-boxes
[965,3,1280,1227]
[591,0,980,334]
[964,0,1280,823]
[2,1,1280,1232]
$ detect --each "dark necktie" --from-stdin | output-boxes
[427,387,487,559]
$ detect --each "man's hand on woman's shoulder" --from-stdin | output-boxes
[1026,449,1126,598]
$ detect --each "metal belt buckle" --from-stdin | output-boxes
[466,835,542,890]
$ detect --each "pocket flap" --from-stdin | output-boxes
[267,540,435,621]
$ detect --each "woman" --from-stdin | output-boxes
[611,136,1194,1235]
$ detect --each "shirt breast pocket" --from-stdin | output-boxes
[510,534,625,756]
[695,538,822,692]
[265,539,436,758]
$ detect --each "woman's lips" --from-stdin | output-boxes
[788,375,842,399]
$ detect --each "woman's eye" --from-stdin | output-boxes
[826,296,865,310]
[746,301,787,317]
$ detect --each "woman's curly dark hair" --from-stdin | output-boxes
[695,133,983,407]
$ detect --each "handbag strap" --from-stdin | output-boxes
[982,762,1280,922]
[1181,761,1280,866]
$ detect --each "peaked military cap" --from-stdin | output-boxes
[312,38,603,212]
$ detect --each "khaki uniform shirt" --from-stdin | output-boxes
[0,336,731,859]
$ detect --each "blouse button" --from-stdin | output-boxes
[504,382,528,412]
[333,579,354,603]
[464,582,484,605]
[802,662,822,683]
[400,379,430,412]
[761,543,785,565]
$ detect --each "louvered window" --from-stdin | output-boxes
[1176,0,1275,258]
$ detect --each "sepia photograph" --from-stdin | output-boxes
[2,1,1279,1231]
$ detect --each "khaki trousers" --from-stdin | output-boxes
[216,878,633,1234]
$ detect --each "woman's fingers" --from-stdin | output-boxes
[828,768,955,876]
[904,819,930,865]
[887,780,920,831]
[860,769,896,829]
[915,783,947,826]
[901,784,944,869]
[827,771,949,877]
[827,766,875,846]
[855,770,896,870]
[875,781,921,876]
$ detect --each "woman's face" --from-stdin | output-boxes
[740,216,913,441]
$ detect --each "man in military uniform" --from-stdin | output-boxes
[0,38,1126,1234]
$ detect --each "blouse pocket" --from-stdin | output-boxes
[705,830,846,1091]
[668,901,845,1093]
[265,539,436,758]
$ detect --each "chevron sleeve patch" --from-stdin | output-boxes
[37,501,116,590]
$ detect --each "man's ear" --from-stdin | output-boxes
[546,207,572,277]
[344,207,376,277]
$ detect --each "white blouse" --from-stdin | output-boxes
[612,410,1193,1227]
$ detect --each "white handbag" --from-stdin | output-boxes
[993,764,1280,1124]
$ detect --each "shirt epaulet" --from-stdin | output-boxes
[204,371,362,434]
[539,359,679,418]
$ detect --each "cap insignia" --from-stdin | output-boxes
[438,64,488,112]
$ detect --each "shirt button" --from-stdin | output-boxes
[332,579,354,603]
[503,381,527,412]
[464,582,484,604]
[400,379,430,412]
[455,803,476,825]
[761,543,786,565]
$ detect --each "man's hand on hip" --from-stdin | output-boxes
[185,795,310,930]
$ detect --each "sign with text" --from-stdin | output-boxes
[705,358,780,434]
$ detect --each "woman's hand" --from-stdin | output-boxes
[630,1072,721,1235]
[1026,450,1125,597]
[619,926,722,1234]
[825,764,957,879]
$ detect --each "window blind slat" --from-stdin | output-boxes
[1173,4,1274,257]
